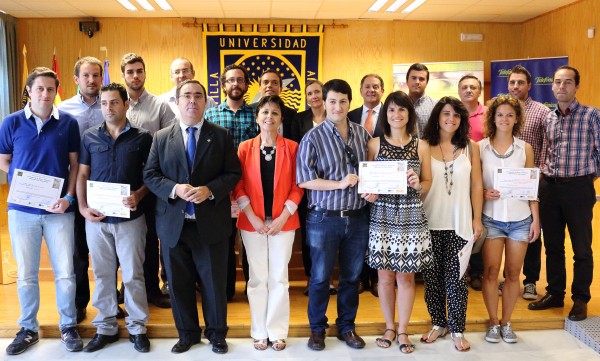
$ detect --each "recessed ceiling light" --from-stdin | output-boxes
[368,0,389,12]
[401,0,426,14]
[385,0,407,13]
[153,0,173,11]
[135,0,155,11]
[117,0,137,11]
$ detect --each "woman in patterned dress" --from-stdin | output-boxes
[366,91,432,354]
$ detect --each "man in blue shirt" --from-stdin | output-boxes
[0,67,82,355]
[77,83,152,353]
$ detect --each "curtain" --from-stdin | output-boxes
[0,12,17,183]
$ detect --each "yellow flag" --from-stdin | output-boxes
[52,48,62,105]
[21,45,29,108]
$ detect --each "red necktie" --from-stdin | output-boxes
[364,109,374,135]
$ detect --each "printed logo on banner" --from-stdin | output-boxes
[203,26,323,112]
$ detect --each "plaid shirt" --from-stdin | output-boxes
[540,99,600,177]
[414,94,436,138]
[520,97,550,167]
[204,100,257,148]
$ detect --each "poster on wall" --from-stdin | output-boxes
[490,56,568,109]
[203,24,323,112]
[393,61,484,102]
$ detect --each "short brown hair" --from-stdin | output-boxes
[74,56,103,77]
[26,67,59,88]
[120,53,145,73]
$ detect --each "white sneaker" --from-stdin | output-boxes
[500,322,518,343]
[522,283,538,300]
[485,325,501,343]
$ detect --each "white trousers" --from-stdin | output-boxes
[241,229,295,340]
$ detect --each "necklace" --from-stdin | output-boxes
[490,140,515,159]
[439,144,458,195]
[260,144,276,161]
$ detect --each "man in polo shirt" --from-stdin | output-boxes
[77,83,152,353]
[121,52,175,309]
[406,63,436,138]
[205,64,258,301]
[58,56,104,323]
[297,79,377,351]
[528,66,600,321]
[0,67,83,355]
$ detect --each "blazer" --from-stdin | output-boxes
[143,121,241,248]
[250,102,297,139]
[234,135,304,232]
[348,104,385,138]
[293,109,315,143]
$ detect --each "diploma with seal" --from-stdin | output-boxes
[493,167,540,200]
[358,160,407,194]
[87,180,131,218]
[7,169,64,210]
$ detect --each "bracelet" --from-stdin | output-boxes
[64,194,75,206]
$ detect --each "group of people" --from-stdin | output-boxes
[0,52,598,357]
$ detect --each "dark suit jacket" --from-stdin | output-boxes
[250,102,297,139]
[293,109,315,143]
[143,121,241,248]
[348,104,384,138]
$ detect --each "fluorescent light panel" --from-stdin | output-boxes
[368,0,389,12]
[117,0,138,11]
[135,0,155,11]
[385,0,407,13]
[153,0,173,10]
[401,0,426,13]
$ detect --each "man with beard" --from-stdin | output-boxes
[120,53,175,309]
[406,63,436,138]
[205,64,258,302]
[58,56,105,323]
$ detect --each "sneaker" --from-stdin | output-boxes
[485,325,501,343]
[500,322,518,343]
[6,328,39,355]
[522,283,538,300]
[61,326,83,352]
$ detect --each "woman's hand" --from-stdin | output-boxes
[267,215,288,236]
[248,213,269,234]
[529,218,541,243]
[472,218,484,243]
[407,168,421,191]
[483,188,501,201]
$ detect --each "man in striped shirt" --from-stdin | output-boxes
[528,66,600,322]
[297,79,377,351]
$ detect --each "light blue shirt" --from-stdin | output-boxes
[57,93,103,136]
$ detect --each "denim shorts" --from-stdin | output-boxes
[482,214,532,242]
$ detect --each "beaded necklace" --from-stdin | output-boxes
[439,144,458,195]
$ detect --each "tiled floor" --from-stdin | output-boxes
[0,330,598,361]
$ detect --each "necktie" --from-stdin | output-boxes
[364,109,374,135]
[185,127,196,216]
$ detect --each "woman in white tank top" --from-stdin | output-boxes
[420,97,484,352]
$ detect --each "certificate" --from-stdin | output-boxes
[87,180,130,218]
[7,169,64,210]
[358,161,407,194]
[493,167,540,200]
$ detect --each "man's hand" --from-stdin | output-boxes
[176,184,212,204]
[80,207,106,222]
[338,173,359,189]
[47,198,70,214]
[123,190,141,211]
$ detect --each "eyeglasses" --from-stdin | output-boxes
[225,78,246,84]
[178,93,204,101]
[344,145,358,169]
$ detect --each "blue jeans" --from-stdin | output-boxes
[8,210,77,332]
[306,209,369,333]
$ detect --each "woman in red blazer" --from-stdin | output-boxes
[234,95,303,351]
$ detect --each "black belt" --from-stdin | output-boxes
[311,206,365,217]
[184,218,197,223]
[544,174,593,184]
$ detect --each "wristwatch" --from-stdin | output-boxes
[64,194,76,206]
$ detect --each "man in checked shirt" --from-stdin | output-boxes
[528,65,600,322]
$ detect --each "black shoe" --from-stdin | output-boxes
[6,328,39,355]
[160,282,170,297]
[568,300,588,321]
[61,326,83,352]
[129,334,150,353]
[357,281,365,294]
[211,338,228,354]
[307,331,326,351]
[117,282,125,304]
[76,307,87,324]
[337,330,365,349]
[148,293,171,308]
[83,333,119,353]
[370,282,379,297]
[528,293,564,310]
[469,276,483,291]
[116,305,126,319]
[171,339,199,353]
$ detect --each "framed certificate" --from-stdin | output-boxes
[493,167,540,200]
[87,180,131,218]
[7,169,64,210]
[358,161,407,194]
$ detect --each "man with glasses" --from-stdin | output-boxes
[159,57,216,118]
[205,64,258,302]
[297,79,377,351]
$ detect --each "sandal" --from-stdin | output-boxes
[253,338,268,351]
[420,325,448,343]
[271,339,286,351]
[375,328,396,348]
[397,333,415,354]
[451,332,471,352]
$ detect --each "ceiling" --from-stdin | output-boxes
[0,0,579,23]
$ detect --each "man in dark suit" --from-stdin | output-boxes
[143,79,241,354]
[250,69,297,138]
[347,73,385,139]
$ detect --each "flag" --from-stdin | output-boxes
[103,59,110,85]
[52,49,62,105]
[21,45,29,108]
